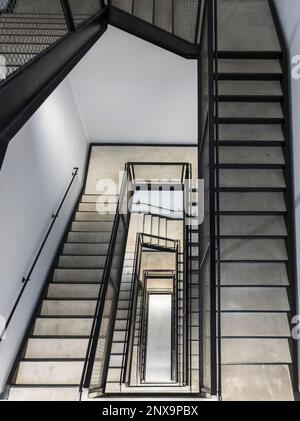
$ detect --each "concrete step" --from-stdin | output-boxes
[221,262,289,286]
[67,232,112,243]
[81,194,119,203]
[14,361,84,385]
[33,318,93,336]
[219,146,285,165]
[219,81,282,96]
[222,338,292,364]
[71,222,114,232]
[219,169,286,189]
[40,300,97,316]
[221,365,294,401]
[219,124,284,142]
[9,386,79,401]
[221,312,291,337]
[220,215,287,237]
[63,243,110,256]
[220,238,288,261]
[218,59,282,74]
[219,192,286,212]
[219,102,283,119]
[24,338,89,359]
[53,268,104,283]
[75,212,115,222]
[221,287,290,311]
[78,202,117,212]
[47,283,100,299]
[218,0,281,52]
[58,255,117,269]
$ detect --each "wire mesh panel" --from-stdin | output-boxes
[69,0,104,27]
[133,0,153,24]
[110,0,202,43]
[153,0,173,33]
[173,0,199,43]
[0,0,103,82]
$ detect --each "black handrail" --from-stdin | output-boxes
[0,167,79,342]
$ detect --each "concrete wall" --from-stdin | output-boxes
[274,0,300,386]
[0,79,88,393]
[69,26,198,144]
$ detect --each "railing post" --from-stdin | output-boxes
[60,0,75,32]
[207,0,218,397]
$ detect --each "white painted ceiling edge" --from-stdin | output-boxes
[68,26,198,144]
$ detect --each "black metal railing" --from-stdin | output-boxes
[79,163,133,398]
[0,0,105,81]
[108,0,203,44]
[0,166,79,342]
[197,0,221,397]
[121,233,180,385]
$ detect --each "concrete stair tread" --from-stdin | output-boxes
[221,287,290,311]
[71,221,115,232]
[8,386,79,401]
[81,194,119,203]
[58,255,112,269]
[218,59,282,74]
[219,81,282,96]
[63,243,111,256]
[220,262,289,286]
[75,212,115,222]
[219,169,286,189]
[222,338,292,364]
[219,192,286,212]
[47,283,100,299]
[13,361,84,385]
[220,238,288,261]
[219,124,284,141]
[33,318,93,336]
[221,312,291,337]
[219,215,287,237]
[221,365,294,401]
[219,102,283,119]
[219,146,285,165]
[40,299,97,316]
[218,0,281,52]
[24,338,89,359]
[67,232,112,243]
[53,268,104,283]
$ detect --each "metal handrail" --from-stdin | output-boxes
[0,167,79,342]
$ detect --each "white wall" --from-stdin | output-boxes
[274,0,300,387]
[69,26,198,144]
[0,78,88,393]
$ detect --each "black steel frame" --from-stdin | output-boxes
[269,0,299,395]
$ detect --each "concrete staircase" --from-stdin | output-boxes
[217,0,295,401]
[8,193,119,401]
